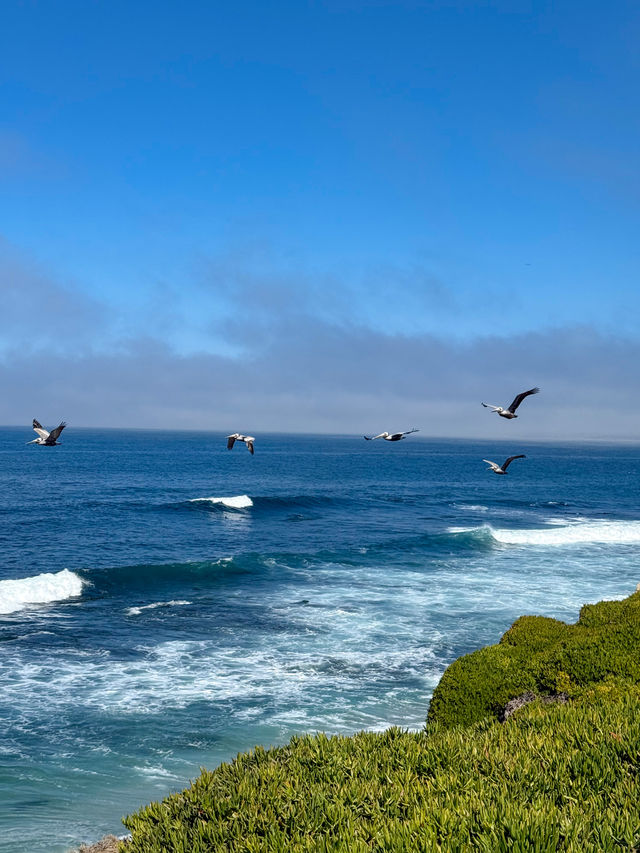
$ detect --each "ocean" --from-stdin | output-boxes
[0,428,639,852]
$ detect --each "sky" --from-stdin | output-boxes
[1,0,639,438]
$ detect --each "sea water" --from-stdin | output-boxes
[0,428,638,852]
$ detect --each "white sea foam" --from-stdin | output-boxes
[490,520,640,547]
[127,600,192,616]
[0,630,442,723]
[454,503,488,513]
[189,495,253,509]
[0,569,84,615]
[134,764,183,779]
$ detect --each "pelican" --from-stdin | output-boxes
[482,387,540,419]
[227,433,255,455]
[364,429,419,442]
[27,419,67,446]
[483,454,526,475]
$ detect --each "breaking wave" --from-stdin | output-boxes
[189,495,253,509]
[490,520,640,546]
[0,569,84,615]
[447,520,640,548]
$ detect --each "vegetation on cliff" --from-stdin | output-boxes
[428,589,640,729]
[121,591,640,852]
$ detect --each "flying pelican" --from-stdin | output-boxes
[482,387,540,419]
[27,419,67,446]
[227,433,255,455]
[364,429,419,442]
[483,454,526,475]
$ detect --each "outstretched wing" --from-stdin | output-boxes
[482,459,497,467]
[227,435,237,450]
[507,387,540,413]
[246,440,254,455]
[364,433,385,441]
[32,419,49,440]
[402,428,419,437]
[481,403,500,412]
[47,422,66,442]
[501,454,526,470]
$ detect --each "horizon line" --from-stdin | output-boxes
[3,424,640,445]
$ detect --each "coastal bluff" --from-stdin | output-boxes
[428,585,640,728]
[80,588,640,852]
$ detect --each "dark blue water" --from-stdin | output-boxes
[1,429,639,851]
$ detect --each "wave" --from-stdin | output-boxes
[85,556,259,594]
[189,495,253,509]
[73,518,640,604]
[250,494,350,510]
[127,600,192,616]
[490,520,640,546]
[178,494,352,514]
[0,569,84,615]
[453,503,488,513]
[446,520,640,548]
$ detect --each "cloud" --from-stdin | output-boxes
[0,239,110,353]
[1,241,638,439]
[197,245,466,350]
[2,318,639,440]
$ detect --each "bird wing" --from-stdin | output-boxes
[227,435,237,450]
[246,440,254,455]
[47,422,67,442]
[481,403,500,412]
[507,387,540,413]
[402,428,419,436]
[32,419,49,439]
[501,454,526,470]
[482,459,497,467]
[365,433,386,441]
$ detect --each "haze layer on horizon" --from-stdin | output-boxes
[1,1,638,441]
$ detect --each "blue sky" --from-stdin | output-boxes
[1,1,639,436]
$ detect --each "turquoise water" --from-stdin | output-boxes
[0,429,639,851]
